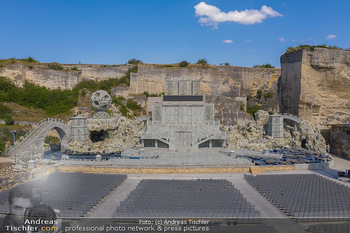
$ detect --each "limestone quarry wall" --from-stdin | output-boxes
[279,48,350,128]
[330,125,350,159]
[0,64,131,89]
[0,63,280,98]
[130,65,280,97]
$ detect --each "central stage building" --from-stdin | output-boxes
[141,77,226,151]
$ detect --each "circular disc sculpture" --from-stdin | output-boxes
[91,90,112,118]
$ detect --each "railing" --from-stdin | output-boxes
[148,120,220,127]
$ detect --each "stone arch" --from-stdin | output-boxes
[41,126,70,153]
[6,118,71,163]
[280,113,301,124]
[267,113,301,138]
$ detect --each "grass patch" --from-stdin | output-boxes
[120,104,129,117]
[0,57,39,65]
[48,63,64,70]
[0,102,47,122]
[0,103,11,118]
[143,91,161,97]
[112,96,124,106]
[285,44,345,54]
[253,63,275,68]
[126,99,142,111]
[0,125,31,154]
[0,76,77,115]
[264,92,275,99]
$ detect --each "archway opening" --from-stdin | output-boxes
[90,130,109,143]
[301,139,306,148]
[44,129,61,151]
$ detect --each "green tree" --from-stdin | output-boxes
[143,91,150,97]
[128,58,142,65]
[81,89,86,97]
[0,141,5,154]
[4,113,14,125]
[220,62,230,66]
[257,89,263,100]
[25,57,37,63]
[179,60,189,67]
[247,104,262,117]
[120,105,129,117]
[197,58,208,65]
[126,100,141,111]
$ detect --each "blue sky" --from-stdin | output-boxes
[0,0,348,68]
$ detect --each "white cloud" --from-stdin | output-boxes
[326,34,336,40]
[222,39,234,44]
[245,40,253,43]
[194,2,282,28]
[279,37,286,42]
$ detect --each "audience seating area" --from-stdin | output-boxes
[244,174,350,222]
[0,172,127,217]
[307,222,350,233]
[115,179,260,218]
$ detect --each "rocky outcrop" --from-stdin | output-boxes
[225,110,326,152]
[68,116,144,153]
[279,48,350,128]
[205,95,252,125]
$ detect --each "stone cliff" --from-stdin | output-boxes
[0,63,131,89]
[279,48,350,137]
[225,110,326,152]
[0,63,280,125]
[130,65,280,97]
[0,63,280,98]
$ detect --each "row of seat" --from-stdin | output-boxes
[244,174,350,221]
[0,172,127,217]
[115,179,260,218]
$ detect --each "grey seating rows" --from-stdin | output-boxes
[244,174,350,222]
[308,223,350,233]
[115,179,260,218]
[0,172,127,217]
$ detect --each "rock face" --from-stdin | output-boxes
[205,95,252,125]
[225,110,326,152]
[68,116,144,153]
[0,63,280,97]
[131,65,280,97]
[0,63,131,89]
[279,48,350,129]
